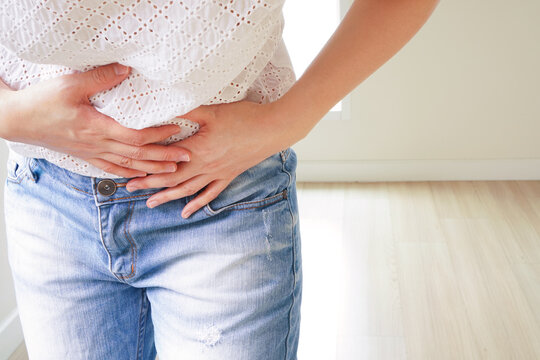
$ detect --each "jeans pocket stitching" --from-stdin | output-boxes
[280,148,291,163]
[6,159,25,184]
[203,189,288,217]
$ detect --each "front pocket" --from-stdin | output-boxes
[204,188,288,216]
[201,151,291,217]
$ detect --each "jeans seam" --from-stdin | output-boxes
[96,200,115,282]
[280,150,296,360]
[6,160,28,184]
[22,158,38,182]
[136,289,149,360]
[284,148,291,162]
[118,201,137,279]
[59,180,94,195]
[203,190,287,216]
[6,175,23,184]
[99,193,160,202]
[281,149,293,190]
[5,167,22,183]
[202,150,292,216]
[284,192,296,360]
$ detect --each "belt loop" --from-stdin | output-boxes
[24,157,38,182]
[279,148,288,164]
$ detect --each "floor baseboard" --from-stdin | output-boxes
[0,308,24,360]
[295,158,540,182]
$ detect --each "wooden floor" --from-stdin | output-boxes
[9,181,540,360]
[296,181,540,360]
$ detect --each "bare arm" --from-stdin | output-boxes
[264,0,441,146]
[120,0,441,215]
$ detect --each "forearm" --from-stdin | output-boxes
[0,88,15,140]
[265,0,440,147]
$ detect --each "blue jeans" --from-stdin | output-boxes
[4,147,302,360]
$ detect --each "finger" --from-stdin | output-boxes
[85,157,148,178]
[181,180,230,218]
[97,152,179,174]
[71,63,131,98]
[126,161,200,191]
[145,175,211,209]
[98,115,183,146]
[176,104,217,125]
[101,139,191,162]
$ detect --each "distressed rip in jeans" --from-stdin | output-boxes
[4,147,302,360]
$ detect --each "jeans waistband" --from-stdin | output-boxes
[7,149,169,205]
[6,148,294,207]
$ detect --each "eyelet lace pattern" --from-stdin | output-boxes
[0,0,296,178]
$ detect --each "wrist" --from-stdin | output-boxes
[261,75,339,151]
[0,89,27,141]
[258,100,304,154]
[261,94,321,151]
[0,90,16,140]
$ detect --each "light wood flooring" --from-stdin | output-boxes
[9,180,540,360]
[297,181,540,360]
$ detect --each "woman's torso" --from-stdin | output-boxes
[0,0,296,178]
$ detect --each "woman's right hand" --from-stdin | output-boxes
[0,62,190,178]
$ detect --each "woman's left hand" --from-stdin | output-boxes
[125,100,288,218]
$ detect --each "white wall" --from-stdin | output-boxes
[0,143,16,314]
[0,141,22,359]
[293,0,540,181]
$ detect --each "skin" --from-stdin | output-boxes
[131,0,441,217]
[0,0,440,218]
[0,63,192,177]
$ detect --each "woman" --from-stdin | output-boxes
[0,0,439,359]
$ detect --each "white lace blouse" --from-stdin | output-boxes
[0,0,296,178]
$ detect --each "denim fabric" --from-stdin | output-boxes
[4,147,302,360]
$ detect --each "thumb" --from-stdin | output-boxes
[176,104,219,127]
[74,62,130,97]
[169,128,200,151]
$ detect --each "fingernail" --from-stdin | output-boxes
[147,200,159,208]
[166,164,177,172]
[176,154,190,162]
[182,207,192,218]
[126,185,137,192]
[114,63,129,75]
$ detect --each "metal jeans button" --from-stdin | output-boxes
[97,179,117,196]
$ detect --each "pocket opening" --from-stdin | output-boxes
[203,188,288,216]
